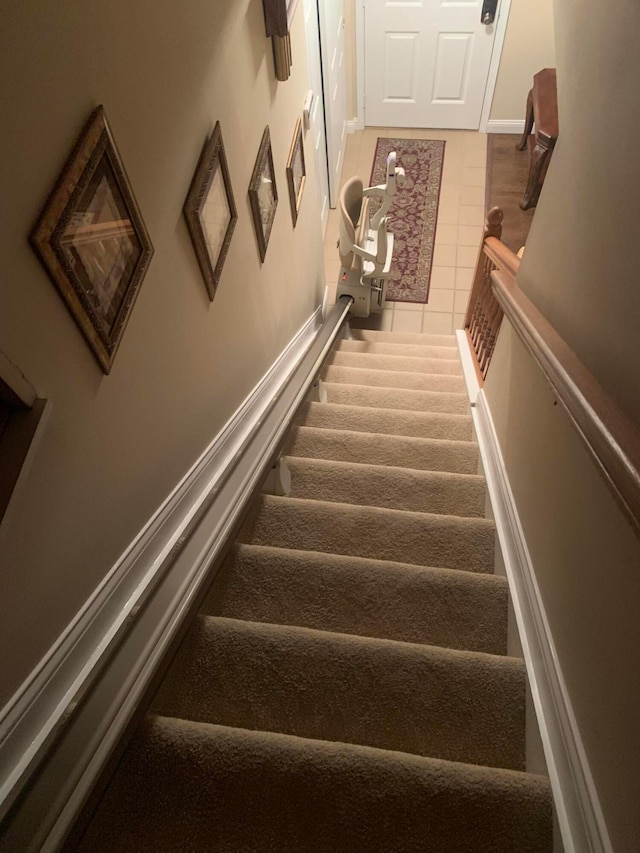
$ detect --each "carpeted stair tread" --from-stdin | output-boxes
[152,616,525,770]
[349,329,458,347]
[297,400,474,441]
[240,495,495,572]
[339,338,462,360]
[286,425,479,474]
[325,381,469,414]
[203,544,509,654]
[328,348,463,375]
[322,364,466,393]
[287,456,486,517]
[78,716,552,853]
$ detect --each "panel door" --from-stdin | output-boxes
[318,0,348,205]
[364,0,499,129]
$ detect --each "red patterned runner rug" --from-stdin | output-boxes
[369,137,445,304]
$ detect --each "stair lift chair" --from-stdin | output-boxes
[336,151,406,318]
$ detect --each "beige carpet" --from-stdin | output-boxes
[76,329,552,852]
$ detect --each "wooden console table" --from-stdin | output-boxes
[516,68,558,210]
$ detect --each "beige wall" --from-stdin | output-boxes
[484,325,640,851]
[0,0,325,707]
[490,0,556,122]
[517,4,640,424]
[486,9,640,844]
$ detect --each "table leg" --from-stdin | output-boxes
[520,139,551,210]
[516,89,534,151]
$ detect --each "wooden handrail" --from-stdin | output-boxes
[484,236,520,279]
[491,268,640,535]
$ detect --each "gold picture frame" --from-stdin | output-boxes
[183,122,237,301]
[286,118,306,227]
[30,106,154,374]
[248,127,278,263]
[261,0,300,81]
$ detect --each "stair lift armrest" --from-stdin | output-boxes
[350,243,379,265]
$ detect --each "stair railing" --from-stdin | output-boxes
[463,207,520,381]
[465,207,640,535]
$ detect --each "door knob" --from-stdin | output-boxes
[481,0,498,25]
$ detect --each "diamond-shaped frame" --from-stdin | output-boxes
[30,106,154,374]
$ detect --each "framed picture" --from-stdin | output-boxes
[286,118,306,227]
[261,0,300,80]
[248,126,278,263]
[183,122,237,301]
[30,106,153,374]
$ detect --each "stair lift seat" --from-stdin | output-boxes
[336,152,405,318]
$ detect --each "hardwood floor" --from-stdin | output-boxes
[485,134,535,255]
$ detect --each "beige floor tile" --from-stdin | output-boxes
[462,166,486,188]
[421,311,454,335]
[429,266,456,289]
[463,146,487,168]
[459,205,485,226]
[437,199,459,225]
[463,131,488,152]
[433,244,457,267]
[425,288,455,312]
[454,290,471,313]
[456,246,478,268]
[443,146,463,167]
[453,313,466,330]
[325,256,342,281]
[455,267,475,290]
[461,185,485,206]
[442,164,462,186]
[379,309,394,330]
[457,225,483,247]
[394,301,424,312]
[392,309,423,334]
[435,223,458,245]
[439,185,461,207]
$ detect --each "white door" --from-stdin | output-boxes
[303,0,330,228]
[318,0,348,206]
[364,0,499,129]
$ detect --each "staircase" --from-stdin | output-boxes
[76,329,552,852]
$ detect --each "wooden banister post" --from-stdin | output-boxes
[485,206,504,240]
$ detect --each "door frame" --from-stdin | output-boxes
[354,0,513,132]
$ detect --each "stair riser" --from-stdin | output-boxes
[339,340,460,359]
[329,350,463,375]
[286,427,480,475]
[242,497,496,573]
[325,382,469,415]
[287,458,486,517]
[204,545,509,655]
[322,365,466,393]
[297,401,475,442]
[154,617,526,770]
[348,329,457,346]
[78,718,553,853]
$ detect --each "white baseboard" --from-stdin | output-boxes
[472,391,612,853]
[486,119,526,135]
[346,118,358,134]
[455,329,480,406]
[0,300,356,849]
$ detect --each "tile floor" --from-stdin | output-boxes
[324,128,487,334]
